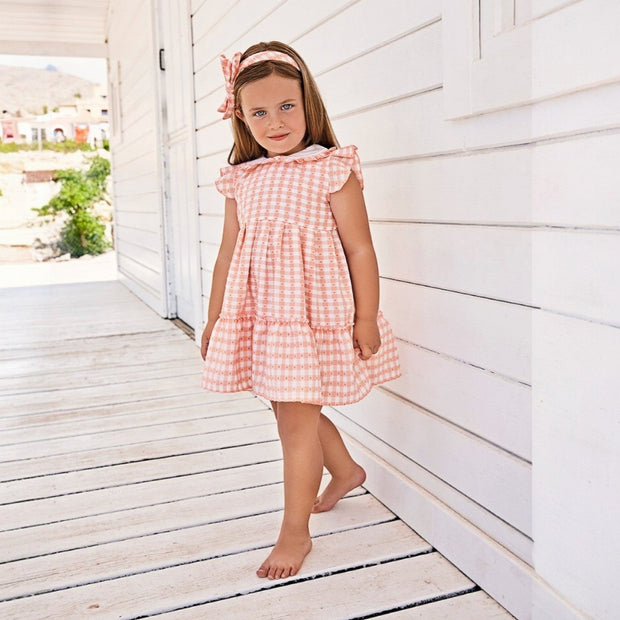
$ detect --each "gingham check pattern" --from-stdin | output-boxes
[202,145,401,405]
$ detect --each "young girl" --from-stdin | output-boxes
[201,41,400,581]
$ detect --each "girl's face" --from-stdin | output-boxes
[237,73,306,158]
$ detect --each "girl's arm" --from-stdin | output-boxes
[330,174,381,361]
[201,197,240,360]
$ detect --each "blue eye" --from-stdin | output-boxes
[281,103,293,111]
[253,110,266,117]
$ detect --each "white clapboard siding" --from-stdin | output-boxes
[389,340,531,461]
[317,20,442,119]
[363,147,532,224]
[364,129,620,227]
[108,0,167,316]
[372,222,532,305]
[293,0,440,74]
[336,388,531,537]
[381,278,531,384]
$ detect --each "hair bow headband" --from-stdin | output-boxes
[217,51,301,120]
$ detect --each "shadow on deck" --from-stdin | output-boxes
[0,260,513,619]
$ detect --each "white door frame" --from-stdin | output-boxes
[153,0,202,330]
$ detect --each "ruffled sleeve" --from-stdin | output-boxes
[328,145,364,193]
[214,166,236,198]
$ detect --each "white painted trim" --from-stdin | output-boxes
[150,0,173,319]
[155,0,203,329]
[180,0,203,334]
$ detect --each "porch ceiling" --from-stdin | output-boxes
[0,0,109,58]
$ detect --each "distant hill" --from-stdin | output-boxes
[0,65,101,116]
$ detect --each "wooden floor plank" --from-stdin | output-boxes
[0,330,186,365]
[381,590,514,618]
[0,374,204,418]
[0,522,430,619]
[0,391,246,430]
[2,418,277,502]
[0,462,289,560]
[0,442,283,529]
[0,421,279,480]
[1,409,274,462]
[161,554,475,620]
[1,357,200,394]
[0,495,395,602]
[0,398,267,447]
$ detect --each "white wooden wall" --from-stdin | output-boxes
[189,1,619,619]
[107,0,168,316]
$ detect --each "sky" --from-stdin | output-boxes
[0,54,107,84]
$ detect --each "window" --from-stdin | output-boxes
[442,0,620,118]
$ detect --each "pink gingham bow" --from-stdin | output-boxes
[217,51,301,120]
[217,52,242,120]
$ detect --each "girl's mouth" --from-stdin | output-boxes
[269,134,289,141]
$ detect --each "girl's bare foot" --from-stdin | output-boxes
[256,533,313,580]
[312,464,366,513]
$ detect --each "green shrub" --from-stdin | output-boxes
[34,155,111,257]
[0,142,21,153]
[59,209,109,257]
[0,140,94,153]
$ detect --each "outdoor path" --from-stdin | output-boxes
[0,254,513,619]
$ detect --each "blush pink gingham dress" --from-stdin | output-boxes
[201,144,401,405]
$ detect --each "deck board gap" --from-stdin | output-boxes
[0,390,211,421]
[0,456,284,507]
[1,435,281,466]
[2,432,278,481]
[350,585,482,620]
[0,395,261,431]
[0,413,272,448]
[2,370,201,397]
[0,484,369,545]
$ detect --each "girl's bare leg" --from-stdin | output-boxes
[257,401,323,580]
[312,412,366,513]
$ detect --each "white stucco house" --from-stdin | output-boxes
[0,1,618,618]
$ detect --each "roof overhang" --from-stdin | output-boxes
[0,0,109,58]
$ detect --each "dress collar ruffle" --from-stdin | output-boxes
[231,144,357,170]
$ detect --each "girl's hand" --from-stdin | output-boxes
[353,318,381,360]
[200,320,217,360]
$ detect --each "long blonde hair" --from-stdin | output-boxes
[228,41,339,165]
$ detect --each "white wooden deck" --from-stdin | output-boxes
[0,264,513,619]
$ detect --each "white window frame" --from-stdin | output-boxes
[442,0,620,119]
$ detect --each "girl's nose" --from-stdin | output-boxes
[269,112,284,128]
